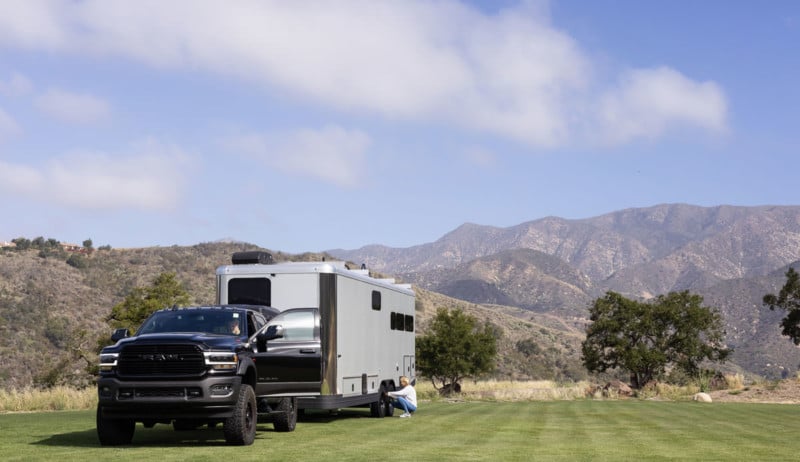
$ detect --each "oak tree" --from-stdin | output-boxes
[416,308,497,395]
[763,267,800,344]
[582,291,729,388]
[107,272,191,332]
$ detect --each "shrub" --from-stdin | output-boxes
[66,254,88,269]
[0,386,95,412]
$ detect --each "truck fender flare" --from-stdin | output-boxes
[237,357,257,389]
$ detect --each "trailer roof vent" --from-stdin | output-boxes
[232,251,274,265]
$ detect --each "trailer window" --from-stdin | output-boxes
[391,312,404,331]
[390,312,414,332]
[372,291,381,310]
[228,278,271,305]
[404,314,414,332]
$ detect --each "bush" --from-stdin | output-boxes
[0,386,95,412]
[66,254,88,269]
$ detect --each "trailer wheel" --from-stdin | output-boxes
[384,384,395,417]
[223,384,257,445]
[384,397,395,417]
[273,397,297,432]
[370,386,389,418]
[96,406,135,446]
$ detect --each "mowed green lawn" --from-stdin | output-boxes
[2,400,799,461]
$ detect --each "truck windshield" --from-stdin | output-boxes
[138,310,244,336]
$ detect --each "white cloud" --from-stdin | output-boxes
[0,0,71,50]
[462,146,497,168]
[35,88,111,124]
[0,160,42,193]
[0,1,729,147]
[0,108,22,141]
[0,138,189,210]
[0,72,34,96]
[225,125,371,188]
[596,67,728,144]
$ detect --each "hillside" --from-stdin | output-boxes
[408,248,594,317]
[5,204,800,388]
[0,243,589,389]
[0,243,326,388]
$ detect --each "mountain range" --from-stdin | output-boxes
[3,203,800,389]
[330,203,800,379]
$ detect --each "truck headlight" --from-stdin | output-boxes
[99,353,119,372]
[205,352,238,371]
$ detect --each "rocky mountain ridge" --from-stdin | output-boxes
[331,204,800,296]
[330,204,800,378]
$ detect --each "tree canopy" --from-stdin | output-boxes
[581,291,729,388]
[763,266,800,344]
[416,308,497,394]
[107,272,191,332]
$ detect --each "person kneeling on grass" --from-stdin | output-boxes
[387,376,417,418]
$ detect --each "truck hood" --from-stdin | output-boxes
[104,333,245,352]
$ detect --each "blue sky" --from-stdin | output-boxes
[0,0,798,253]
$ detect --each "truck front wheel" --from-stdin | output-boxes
[96,406,135,446]
[223,384,257,445]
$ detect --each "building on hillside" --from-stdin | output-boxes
[61,243,92,253]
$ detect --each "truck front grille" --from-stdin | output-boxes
[118,344,205,377]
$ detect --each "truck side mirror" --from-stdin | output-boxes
[111,328,130,342]
[257,324,284,343]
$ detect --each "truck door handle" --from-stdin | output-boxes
[300,349,317,354]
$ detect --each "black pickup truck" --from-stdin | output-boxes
[96,304,309,446]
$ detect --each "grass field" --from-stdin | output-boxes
[2,400,799,461]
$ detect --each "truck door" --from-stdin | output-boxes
[253,308,322,396]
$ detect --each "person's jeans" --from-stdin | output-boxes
[394,397,417,414]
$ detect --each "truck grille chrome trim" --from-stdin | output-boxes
[118,344,205,377]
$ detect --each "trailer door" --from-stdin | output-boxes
[404,355,415,380]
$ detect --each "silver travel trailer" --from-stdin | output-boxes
[215,251,416,417]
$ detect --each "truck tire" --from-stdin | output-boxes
[96,406,135,446]
[223,384,257,445]
[272,397,297,432]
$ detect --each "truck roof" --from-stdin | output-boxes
[153,304,281,319]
